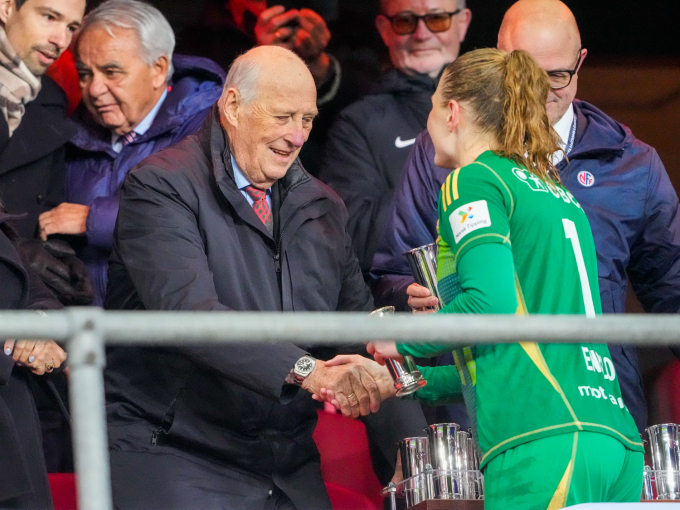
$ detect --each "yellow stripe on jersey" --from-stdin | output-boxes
[463,347,477,385]
[450,167,461,202]
[453,350,467,385]
[547,432,578,510]
[514,272,528,316]
[453,233,511,267]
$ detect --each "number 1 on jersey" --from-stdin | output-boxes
[563,219,596,318]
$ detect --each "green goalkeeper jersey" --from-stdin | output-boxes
[398,151,643,468]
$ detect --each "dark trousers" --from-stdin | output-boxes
[110,450,327,510]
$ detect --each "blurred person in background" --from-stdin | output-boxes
[318,0,471,281]
[37,0,225,306]
[371,0,680,433]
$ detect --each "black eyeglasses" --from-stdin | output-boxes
[384,9,462,35]
[546,48,584,90]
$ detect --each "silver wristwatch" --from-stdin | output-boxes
[289,355,316,386]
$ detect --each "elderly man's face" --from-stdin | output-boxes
[376,0,470,79]
[75,25,169,136]
[0,0,84,76]
[498,29,585,124]
[227,72,317,189]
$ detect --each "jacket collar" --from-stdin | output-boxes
[570,100,627,158]
[372,68,440,96]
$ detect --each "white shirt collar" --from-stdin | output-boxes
[111,87,168,152]
[551,103,575,165]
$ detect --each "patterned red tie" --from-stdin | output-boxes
[119,131,138,147]
[243,185,273,234]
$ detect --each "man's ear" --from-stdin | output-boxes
[221,88,241,128]
[0,0,15,25]
[375,15,392,48]
[151,55,170,89]
[446,99,460,133]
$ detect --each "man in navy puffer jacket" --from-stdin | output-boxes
[37,0,225,305]
[372,0,680,433]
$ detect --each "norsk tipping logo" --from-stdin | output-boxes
[459,206,474,223]
[577,171,595,187]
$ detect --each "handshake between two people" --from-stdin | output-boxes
[301,347,401,419]
[301,283,438,419]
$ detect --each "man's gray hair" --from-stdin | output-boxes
[218,53,262,111]
[80,0,175,81]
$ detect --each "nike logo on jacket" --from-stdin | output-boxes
[395,136,416,148]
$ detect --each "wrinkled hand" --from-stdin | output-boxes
[4,339,67,375]
[367,341,403,366]
[407,283,439,312]
[311,355,397,412]
[38,203,90,240]
[255,5,300,49]
[302,357,380,418]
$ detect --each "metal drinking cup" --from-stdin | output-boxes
[399,437,434,507]
[404,243,442,311]
[424,423,460,499]
[647,423,680,499]
[370,307,427,397]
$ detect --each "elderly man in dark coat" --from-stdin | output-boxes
[105,45,424,510]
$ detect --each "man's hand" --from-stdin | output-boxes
[407,283,439,312]
[366,341,403,366]
[4,339,67,375]
[311,355,397,412]
[255,6,332,85]
[301,357,381,418]
[255,6,300,50]
[39,203,90,240]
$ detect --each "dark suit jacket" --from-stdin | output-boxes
[0,76,76,239]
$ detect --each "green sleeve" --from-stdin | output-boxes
[397,243,518,358]
[408,364,463,406]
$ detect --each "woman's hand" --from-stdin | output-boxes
[4,339,67,375]
[366,341,403,366]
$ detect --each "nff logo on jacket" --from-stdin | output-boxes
[578,171,595,187]
[450,200,491,243]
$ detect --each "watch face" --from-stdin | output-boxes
[296,357,314,374]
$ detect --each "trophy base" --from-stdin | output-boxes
[395,371,427,397]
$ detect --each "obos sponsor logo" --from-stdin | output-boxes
[577,171,595,187]
[450,200,491,243]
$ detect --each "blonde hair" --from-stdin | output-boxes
[438,48,562,183]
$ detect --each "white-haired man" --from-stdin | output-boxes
[104,45,425,509]
[37,0,225,306]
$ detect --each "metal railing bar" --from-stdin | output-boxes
[1,309,680,345]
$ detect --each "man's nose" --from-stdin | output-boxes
[286,120,307,148]
[48,26,70,53]
[87,73,107,98]
[412,18,432,41]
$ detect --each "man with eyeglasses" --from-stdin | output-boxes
[318,0,471,281]
[371,0,680,435]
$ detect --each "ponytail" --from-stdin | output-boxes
[438,48,562,184]
[501,50,561,183]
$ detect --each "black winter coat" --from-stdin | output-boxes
[0,77,75,239]
[318,69,438,278]
[104,106,377,508]
[0,211,61,508]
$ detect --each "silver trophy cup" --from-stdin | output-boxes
[424,423,460,499]
[370,306,427,397]
[647,423,680,499]
[404,243,442,311]
[399,437,434,507]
